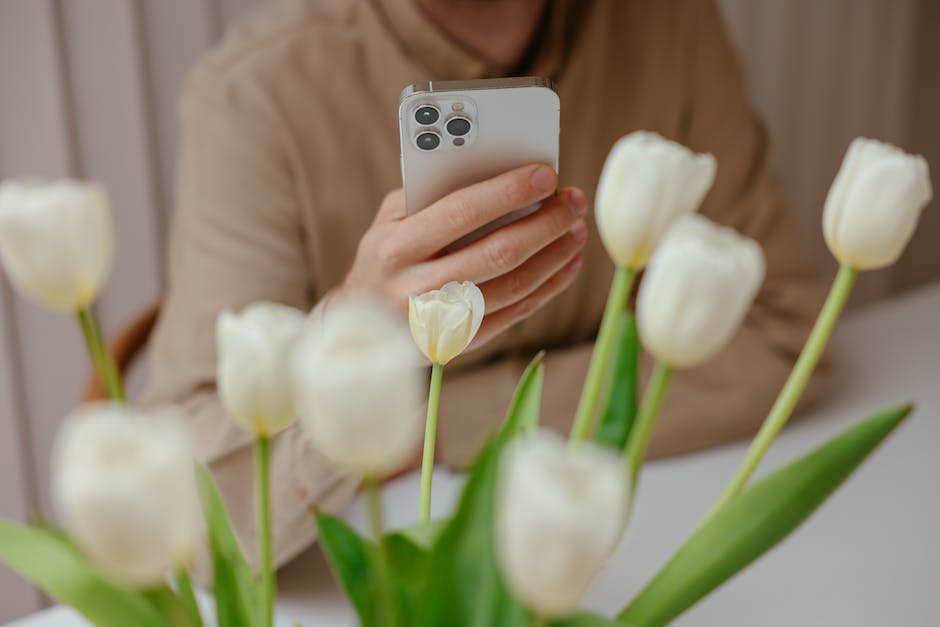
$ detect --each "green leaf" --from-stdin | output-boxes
[384,531,432,623]
[196,465,262,627]
[316,513,426,627]
[316,513,380,625]
[553,613,623,626]
[414,437,527,627]
[412,352,547,626]
[0,521,168,627]
[394,518,448,550]
[500,350,545,439]
[618,403,911,626]
[594,312,639,450]
[143,585,202,627]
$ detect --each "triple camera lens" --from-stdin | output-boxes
[414,105,440,125]
[416,131,441,151]
[446,117,471,136]
[414,104,471,151]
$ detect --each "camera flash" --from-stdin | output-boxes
[453,137,465,146]
[452,102,464,112]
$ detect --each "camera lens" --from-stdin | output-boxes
[414,105,439,125]
[416,131,441,151]
[446,117,471,136]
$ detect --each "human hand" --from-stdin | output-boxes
[340,163,588,349]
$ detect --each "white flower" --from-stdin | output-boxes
[637,215,765,369]
[216,302,308,437]
[595,131,717,269]
[408,281,485,365]
[495,431,629,618]
[293,295,423,476]
[52,403,203,587]
[0,179,113,311]
[823,137,932,270]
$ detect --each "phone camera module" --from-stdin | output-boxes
[446,117,471,137]
[416,131,441,151]
[414,105,440,125]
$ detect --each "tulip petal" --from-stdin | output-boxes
[823,137,932,270]
[594,132,716,269]
[215,303,307,436]
[834,155,932,269]
[295,296,424,475]
[637,215,765,369]
[0,179,114,311]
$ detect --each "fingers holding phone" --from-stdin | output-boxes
[338,77,575,351]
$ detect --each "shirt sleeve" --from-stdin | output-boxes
[434,0,829,469]
[141,77,358,575]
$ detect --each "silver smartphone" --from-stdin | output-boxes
[399,77,560,249]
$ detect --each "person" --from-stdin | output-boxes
[143,0,826,569]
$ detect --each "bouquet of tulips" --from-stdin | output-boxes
[0,133,931,627]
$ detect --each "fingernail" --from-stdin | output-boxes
[567,188,588,216]
[530,166,556,193]
[570,220,588,243]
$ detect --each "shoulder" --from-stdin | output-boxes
[180,0,364,111]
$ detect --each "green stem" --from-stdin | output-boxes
[570,266,636,443]
[419,362,444,522]
[365,476,384,542]
[624,363,673,486]
[173,569,204,627]
[255,436,274,627]
[701,264,857,523]
[365,477,397,627]
[77,307,125,401]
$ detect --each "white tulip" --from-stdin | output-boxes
[0,179,113,311]
[595,131,717,269]
[496,431,629,618]
[637,215,765,369]
[408,281,484,365]
[293,295,423,476]
[216,302,308,437]
[52,403,203,587]
[823,137,932,270]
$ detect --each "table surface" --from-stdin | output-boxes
[10,283,940,627]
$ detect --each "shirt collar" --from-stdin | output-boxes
[372,0,581,81]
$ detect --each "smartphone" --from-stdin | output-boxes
[399,77,560,249]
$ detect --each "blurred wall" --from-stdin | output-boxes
[0,0,936,621]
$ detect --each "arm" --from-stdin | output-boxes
[142,82,358,573]
[146,75,590,569]
[435,0,827,469]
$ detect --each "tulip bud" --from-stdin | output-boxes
[293,295,423,476]
[823,137,932,270]
[408,281,485,365]
[496,431,629,618]
[0,179,113,311]
[216,302,308,437]
[52,403,203,587]
[595,131,717,269]
[637,215,764,369]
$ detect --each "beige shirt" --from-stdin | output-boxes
[143,0,826,569]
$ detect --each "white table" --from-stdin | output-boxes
[10,283,940,626]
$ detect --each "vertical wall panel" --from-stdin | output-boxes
[718,0,919,305]
[0,280,42,627]
[900,0,940,294]
[0,0,82,621]
[0,0,90,527]
[58,0,165,332]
